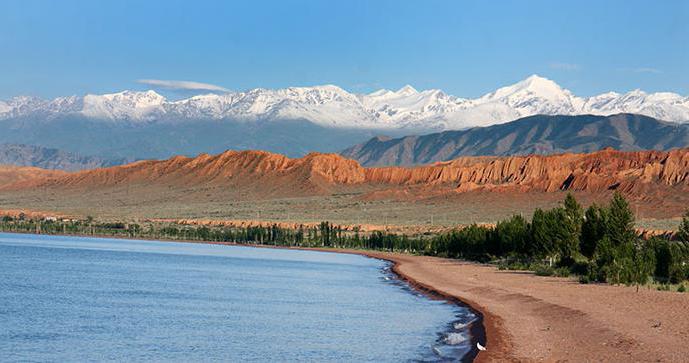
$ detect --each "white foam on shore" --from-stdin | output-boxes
[453,322,469,330]
[444,332,467,345]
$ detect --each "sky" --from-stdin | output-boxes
[0,0,687,99]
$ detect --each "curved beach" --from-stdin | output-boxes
[354,251,689,362]
[3,230,688,361]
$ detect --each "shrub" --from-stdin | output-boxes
[656,284,671,291]
[570,260,590,276]
[534,265,555,276]
[554,267,571,277]
[579,275,591,284]
[678,284,686,293]
[497,257,531,271]
[669,264,687,285]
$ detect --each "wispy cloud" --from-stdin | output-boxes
[137,79,229,92]
[549,62,580,71]
[618,67,663,74]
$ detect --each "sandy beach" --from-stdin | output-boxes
[355,251,689,362]
[2,229,687,361]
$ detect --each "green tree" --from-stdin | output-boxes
[495,214,529,256]
[594,235,632,284]
[650,237,673,282]
[606,192,636,247]
[627,240,656,292]
[677,210,689,242]
[580,204,606,259]
[563,193,584,233]
[530,208,558,265]
[557,199,582,263]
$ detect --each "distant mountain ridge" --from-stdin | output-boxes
[0,144,126,171]
[341,114,689,166]
[3,75,688,161]
[2,75,688,131]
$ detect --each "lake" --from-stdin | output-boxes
[0,233,476,362]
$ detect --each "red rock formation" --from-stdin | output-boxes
[363,148,689,194]
[3,148,689,198]
[0,165,67,186]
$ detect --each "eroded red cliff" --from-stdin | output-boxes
[3,148,689,197]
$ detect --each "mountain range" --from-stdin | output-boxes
[2,75,688,130]
[0,76,689,166]
[1,75,688,161]
[0,144,125,171]
[342,114,689,166]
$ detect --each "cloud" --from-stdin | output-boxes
[137,79,229,92]
[549,62,580,71]
[619,67,663,74]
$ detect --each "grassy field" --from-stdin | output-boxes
[0,182,682,231]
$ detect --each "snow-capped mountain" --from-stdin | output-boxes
[2,75,688,130]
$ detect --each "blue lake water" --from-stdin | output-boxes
[0,233,476,362]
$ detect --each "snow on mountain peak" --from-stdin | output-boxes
[475,74,582,117]
[483,74,570,101]
[1,76,687,129]
[396,85,418,96]
[82,90,167,121]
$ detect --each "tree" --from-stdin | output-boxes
[495,214,529,256]
[606,192,636,247]
[563,193,584,234]
[530,208,559,265]
[650,237,674,282]
[558,198,582,263]
[580,204,606,259]
[628,240,656,292]
[595,235,633,284]
[677,210,689,242]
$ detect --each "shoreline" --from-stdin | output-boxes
[0,230,494,361]
[378,254,490,362]
[4,231,689,361]
[342,250,503,362]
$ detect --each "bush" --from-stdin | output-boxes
[678,284,686,293]
[554,267,571,277]
[556,256,576,268]
[534,265,555,276]
[669,264,688,284]
[570,260,590,276]
[497,257,531,271]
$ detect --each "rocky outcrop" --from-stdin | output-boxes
[361,148,689,194]
[0,165,67,186]
[4,148,689,198]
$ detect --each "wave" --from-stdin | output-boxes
[444,332,467,345]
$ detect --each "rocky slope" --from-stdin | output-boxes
[0,144,126,171]
[5,148,689,199]
[0,165,66,186]
[364,148,689,195]
[342,114,689,166]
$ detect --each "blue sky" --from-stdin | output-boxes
[0,0,687,99]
